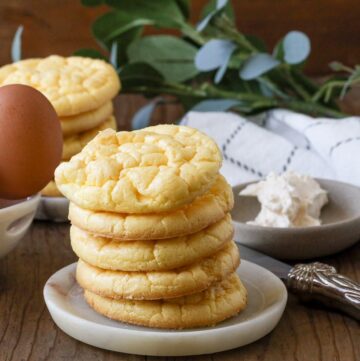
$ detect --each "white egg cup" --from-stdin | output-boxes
[0,194,40,258]
[35,196,69,222]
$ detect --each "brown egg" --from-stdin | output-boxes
[0,84,63,199]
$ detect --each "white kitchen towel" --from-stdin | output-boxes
[180,109,360,186]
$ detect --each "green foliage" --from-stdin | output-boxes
[105,0,185,28]
[119,63,164,88]
[93,11,150,46]
[73,48,107,60]
[77,0,358,119]
[175,0,191,19]
[127,35,199,82]
[81,0,104,6]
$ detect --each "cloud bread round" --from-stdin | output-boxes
[61,101,113,136]
[70,214,233,271]
[0,56,120,116]
[69,175,233,240]
[41,180,62,197]
[84,273,247,329]
[62,116,117,160]
[55,125,222,213]
[76,241,239,300]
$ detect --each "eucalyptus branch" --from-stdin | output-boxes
[212,14,316,104]
[79,0,356,126]
[279,99,345,118]
[257,77,291,100]
[312,81,345,102]
[213,14,256,53]
[126,79,346,118]
[282,65,312,100]
[181,23,207,46]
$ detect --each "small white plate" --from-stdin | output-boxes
[44,260,287,356]
[35,196,69,222]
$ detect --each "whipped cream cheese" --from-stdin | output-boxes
[240,171,328,228]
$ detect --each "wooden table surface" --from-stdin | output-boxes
[0,95,359,361]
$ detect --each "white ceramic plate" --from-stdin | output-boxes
[35,196,69,222]
[44,260,287,356]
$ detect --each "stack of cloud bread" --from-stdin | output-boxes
[0,55,120,197]
[55,125,247,329]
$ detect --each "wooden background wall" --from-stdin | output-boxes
[0,0,359,75]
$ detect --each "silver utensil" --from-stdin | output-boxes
[238,244,360,320]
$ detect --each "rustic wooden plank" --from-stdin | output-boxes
[0,222,359,361]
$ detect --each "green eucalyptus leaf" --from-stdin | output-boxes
[175,0,190,19]
[11,25,23,62]
[273,31,310,65]
[283,31,310,64]
[120,63,164,88]
[259,82,273,97]
[127,35,199,82]
[191,98,241,112]
[273,40,284,61]
[109,42,118,68]
[195,39,236,83]
[132,100,161,129]
[240,53,280,80]
[117,28,143,65]
[73,48,107,60]
[105,0,185,28]
[93,11,150,45]
[81,0,104,6]
[195,39,236,71]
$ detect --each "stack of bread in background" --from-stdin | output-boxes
[55,124,247,329]
[0,55,120,197]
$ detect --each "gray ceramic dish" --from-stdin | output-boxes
[232,179,360,260]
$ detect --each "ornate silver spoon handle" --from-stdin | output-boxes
[287,262,360,320]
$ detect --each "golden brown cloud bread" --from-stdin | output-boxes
[70,214,233,271]
[84,273,247,329]
[60,101,113,136]
[62,116,117,160]
[55,125,222,213]
[76,241,239,300]
[69,175,233,240]
[0,56,120,116]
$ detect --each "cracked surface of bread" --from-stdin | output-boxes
[60,101,113,136]
[70,214,233,271]
[0,56,120,116]
[84,273,247,329]
[69,175,233,240]
[62,116,117,160]
[41,180,62,197]
[76,241,239,300]
[55,125,222,213]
